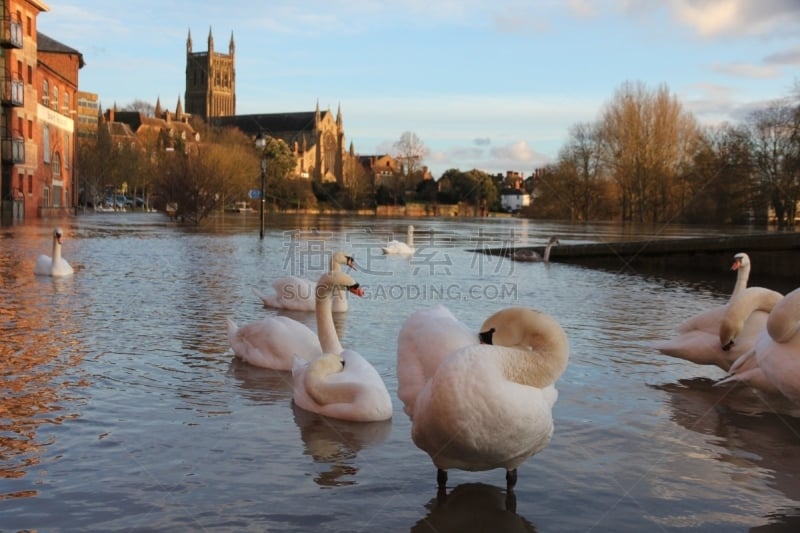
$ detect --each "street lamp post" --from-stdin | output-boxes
[255,132,267,240]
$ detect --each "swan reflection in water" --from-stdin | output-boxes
[226,358,293,404]
[410,483,536,533]
[291,402,391,487]
[653,378,800,507]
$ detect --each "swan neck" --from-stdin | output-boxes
[499,341,568,389]
[52,238,61,263]
[407,227,414,246]
[543,243,553,262]
[731,264,750,297]
[316,285,343,354]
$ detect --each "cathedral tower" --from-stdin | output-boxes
[185,28,236,121]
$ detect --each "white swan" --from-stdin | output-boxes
[253,251,356,313]
[34,227,74,277]
[381,224,415,255]
[655,286,781,371]
[512,236,560,263]
[723,287,800,402]
[672,252,751,336]
[396,304,479,418]
[227,271,364,370]
[291,349,393,422]
[653,252,762,367]
[398,305,569,490]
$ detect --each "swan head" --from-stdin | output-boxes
[54,227,64,244]
[316,271,365,300]
[479,306,570,387]
[309,353,346,377]
[730,252,749,272]
[331,251,356,271]
[547,236,560,246]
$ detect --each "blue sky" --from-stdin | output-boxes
[38,0,800,178]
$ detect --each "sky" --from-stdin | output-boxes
[37,0,800,179]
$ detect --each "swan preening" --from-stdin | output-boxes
[653,252,767,369]
[34,227,74,277]
[397,304,569,490]
[381,224,415,255]
[228,271,364,370]
[720,287,800,402]
[253,251,356,312]
[512,236,560,263]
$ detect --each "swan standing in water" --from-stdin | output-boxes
[723,287,800,402]
[253,251,356,312]
[512,236,560,263]
[381,224,415,255]
[34,227,74,277]
[227,271,364,370]
[397,305,569,490]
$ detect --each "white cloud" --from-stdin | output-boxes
[712,62,781,80]
[667,0,800,38]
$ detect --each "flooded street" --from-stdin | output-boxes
[1,213,799,532]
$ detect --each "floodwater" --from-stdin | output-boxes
[1,213,799,532]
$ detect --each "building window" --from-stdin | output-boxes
[64,91,70,115]
[27,174,32,194]
[27,65,32,84]
[42,80,49,105]
[52,86,58,110]
[43,126,50,163]
[53,152,61,177]
[16,60,22,78]
[27,120,32,139]
[17,174,23,197]
[43,186,50,207]
[26,16,31,37]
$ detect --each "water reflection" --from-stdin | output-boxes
[654,378,800,503]
[410,482,536,532]
[226,358,293,404]
[291,403,391,488]
[0,278,86,492]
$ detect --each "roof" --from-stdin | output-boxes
[211,111,328,138]
[37,32,85,68]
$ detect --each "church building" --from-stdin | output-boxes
[188,28,351,185]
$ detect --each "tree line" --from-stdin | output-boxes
[77,79,800,226]
[532,80,800,228]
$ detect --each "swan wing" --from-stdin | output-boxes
[34,254,52,276]
[227,316,320,370]
[257,276,316,311]
[396,305,477,417]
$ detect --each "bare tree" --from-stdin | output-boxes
[747,98,800,228]
[596,81,698,223]
[393,131,429,188]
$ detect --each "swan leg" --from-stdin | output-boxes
[506,469,518,490]
[436,468,448,489]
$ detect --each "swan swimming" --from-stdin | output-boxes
[397,305,569,490]
[512,236,560,263]
[227,271,364,370]
[253,251,356,312]
[291,276,392,422]
[382,224,415,255]
[34,227,74,277]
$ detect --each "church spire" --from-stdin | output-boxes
[229,31,235,55]
[208,26,214,52]
[176,96,183,118]
[187,28,192,53]
[155,97,162,117]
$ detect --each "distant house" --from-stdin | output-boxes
[500,187,531,212]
